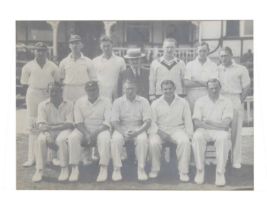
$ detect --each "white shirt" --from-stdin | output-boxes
[59,53,97,85]
[217,62,251,94]
[193,95,233,123]
[151,95,193,136]
[37,99,73,124]
[74,95,111,132]
[20,59,59,89]
[111,95,152,130]
[184,57,218,89]
[93,54,126,100]
[149,56,186,95]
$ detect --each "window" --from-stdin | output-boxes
[226,20,240,37]
[241,20,253,36]
[126,22,151,46]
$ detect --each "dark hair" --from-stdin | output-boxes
[100,35,113,44]
[221,46,233,56]
[198,42,210,52]
[206,78,221,88]
[161,80,176,89]
[123,78,138,87]
[163,38,177,46]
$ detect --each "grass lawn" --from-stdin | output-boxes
[17,134,253,190]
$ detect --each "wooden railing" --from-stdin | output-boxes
[113,47,197,64]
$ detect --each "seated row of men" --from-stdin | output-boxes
[31,78,233,187]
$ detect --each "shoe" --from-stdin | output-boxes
[58,167,69,181]
[148,171,159,179]
[179,173,190,182]
[194,170,204,184]
[32,170,43,182]
[232,163,242,169]
[112,168,122,181]
[69,166,79,182]
[96,166,108,182]
[52,158,60,167]
[23,160,35,167]
[138,167,148,181]
[215,172,226,186]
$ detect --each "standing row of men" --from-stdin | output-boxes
[20,34,251,186]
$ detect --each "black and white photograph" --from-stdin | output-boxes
[16,20,254,190]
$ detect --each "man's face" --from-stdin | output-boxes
[220,50,232,66]
[128,58,141,68]
[207,81,221,99]
[198,45,209,60]
[163,41,176,57]
[86,87,99,101]
[124,82,137,100]
[49,86,62,99]
[35,49,47,60]
[69,41,83,54]
[100,41,113,55]
[162,83,175,99]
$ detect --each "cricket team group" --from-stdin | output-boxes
[20,33,251,187]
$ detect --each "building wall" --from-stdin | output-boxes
[201,20,222,39]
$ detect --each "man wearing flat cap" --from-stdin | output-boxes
[20,42,60,167]
[118,48,150,100]
[59,34,97,102]
[93,35,126,102]
[66,81,112,182]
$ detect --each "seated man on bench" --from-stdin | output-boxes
[149,80,193,182]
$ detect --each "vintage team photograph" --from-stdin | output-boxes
[16,20,254,190]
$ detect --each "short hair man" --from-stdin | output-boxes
[184,42,218,111]
[111,79,152,181]
[32,82,74,182]
[118,48,149,99]
[20,42,59,167]
[93,35,126,101]
[218,47,251,169]
[59,34,97,102]
[192,79,233,186]
[149,80,193,181]
[149,38,186,101]
[67,81,112,182]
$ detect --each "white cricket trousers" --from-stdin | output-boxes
[35,129,72,170]
[149,129,191,174]
[67,129,111,166]
[192,128,230,174]
[111,131,148,168]
[26,87,49,163]
[222,93,244,166]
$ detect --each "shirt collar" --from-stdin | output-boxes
[45,98,67,108]
[101,53,114,60]
[159,94,181,104]
[123,95,141,102]
[160,56,177,63]
[87,96,102,105]
[196,57,211,65]
[34,58,48,66]
[68,53,85,60]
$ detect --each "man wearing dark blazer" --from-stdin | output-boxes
[118,48,149,100]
